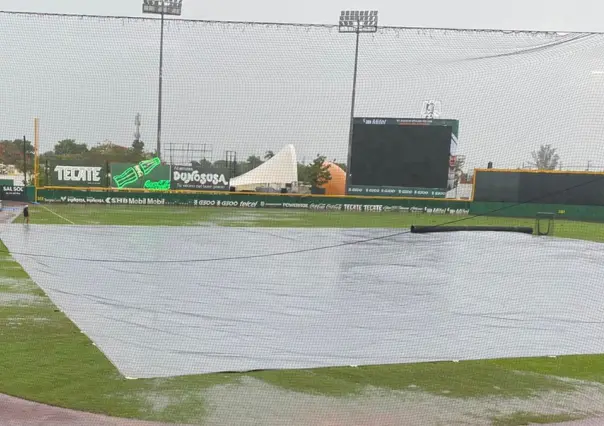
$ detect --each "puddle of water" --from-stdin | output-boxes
[199,376,603,426]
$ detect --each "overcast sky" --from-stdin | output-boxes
[1,0,604,171]
[2,0,604,31]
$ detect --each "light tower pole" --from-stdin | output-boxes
[142,0,183,162]
[338,10,378,194]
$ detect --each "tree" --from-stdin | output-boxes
[198,158,213,169]
[54,139,89,156]
[306,154,332,188]
[246,155,263,170]
[529,144,560,170]
[297,162,309,184]
[86,141,146,164]
[132,139,145,154]
[453,156,466,187]
[335,162,347,172]
[213,160,228,169]
[264,150,275,161]
[0,139,34,174]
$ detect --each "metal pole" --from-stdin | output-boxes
[157,8,165,161]
[23,135,27,186]
[34,118,39,189]
[345,28,361,194]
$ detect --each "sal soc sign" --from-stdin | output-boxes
[0,185,27,202]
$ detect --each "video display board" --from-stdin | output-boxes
[348,118,458,197]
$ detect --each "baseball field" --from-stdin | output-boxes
[1,204,604,425]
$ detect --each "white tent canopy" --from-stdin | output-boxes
[230,144,298,190]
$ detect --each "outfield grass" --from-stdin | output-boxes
[24,203,604,243]
[1,204,604,424]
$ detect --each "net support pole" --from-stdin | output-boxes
[345,29,360,195]
[156,9,165,162]
[34,118,39,193]
[23,135,27,186]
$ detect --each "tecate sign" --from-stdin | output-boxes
[54,165,103,183]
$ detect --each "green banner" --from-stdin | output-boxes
[110,158,171,191]
[1,185,28,202]
[49,161,107,187]
[36,189,470,215]
[347,185,447,198]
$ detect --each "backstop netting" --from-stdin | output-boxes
[2,12,604,173]
[7,12,604,425]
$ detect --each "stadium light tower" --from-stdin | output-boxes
[339,10,378,193]
[142,0,183,162]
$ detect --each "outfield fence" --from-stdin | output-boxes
[1,187,599,222]
[34,188,471,215]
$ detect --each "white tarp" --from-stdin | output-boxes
[2,224,604,379]
[230,145,297,189]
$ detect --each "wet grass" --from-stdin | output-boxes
[1,204,604,423]
[20,203,604,243]
[251,362,574,398]
[491,411,584,426]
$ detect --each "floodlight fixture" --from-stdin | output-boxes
[339,10,378,33]
[143,0,183,161]
[338,10,379,194]
[143,0,183,16]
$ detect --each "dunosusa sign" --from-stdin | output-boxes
[171,165,230,191]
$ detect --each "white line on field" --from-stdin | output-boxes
[39,205,75,225]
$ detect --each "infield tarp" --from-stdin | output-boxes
[2,225,604,379]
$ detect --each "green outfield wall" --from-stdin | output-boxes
[35,188,471,215]
[23,188,604,222]
[470,202,604,222]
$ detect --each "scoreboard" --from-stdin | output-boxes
[347,118,459,197]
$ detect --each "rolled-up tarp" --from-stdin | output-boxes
[410,225,533,234]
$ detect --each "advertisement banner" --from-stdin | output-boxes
[347,185,447,198]
[36,189,471,215]
[49,162,107,187]
[110,158,171,191]
[171,165,230,191]
[0,185,28,202]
